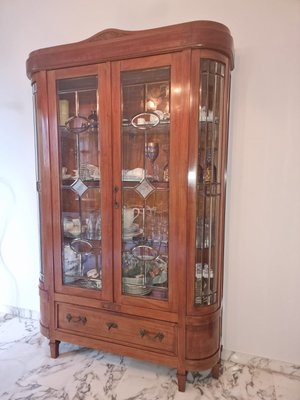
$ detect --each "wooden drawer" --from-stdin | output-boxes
[56,303,177,355]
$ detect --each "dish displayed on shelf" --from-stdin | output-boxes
[152,270,167,285]
[62,174,72,180]
[122,168,145,181]
[123,228,143,240]
[123,286,152,296]
[131,112,160,129]
[123,223,139,234]
[69,278,102,290]
[153,110,164,120]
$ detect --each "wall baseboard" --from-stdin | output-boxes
[0,305,39,321]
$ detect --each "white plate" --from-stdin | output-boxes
[154,110,164,119]
[123,176,143,181]
[123,284,151,296]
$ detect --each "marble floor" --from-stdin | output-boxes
[0,314,299,400]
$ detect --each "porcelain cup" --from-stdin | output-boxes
[123,207,140,230]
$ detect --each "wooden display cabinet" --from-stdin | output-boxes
[27,21,234,391]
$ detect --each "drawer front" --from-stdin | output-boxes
[57,303,177,355]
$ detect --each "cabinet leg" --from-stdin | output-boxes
[211,358,221,379]
[177,370,186,392]
[49,340,60,358]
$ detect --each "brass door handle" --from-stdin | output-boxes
[66,313,87,325]
[113,185,119,209]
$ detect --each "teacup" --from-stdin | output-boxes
[123,207,140,230]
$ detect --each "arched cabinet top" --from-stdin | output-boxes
[26,20,234,79]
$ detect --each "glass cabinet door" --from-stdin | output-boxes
[120,67,170,300]
[194,58,226,306]
[57,75,102,290]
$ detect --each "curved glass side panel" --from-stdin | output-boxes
[57,76,102,290]
[121,67,170,300]
[195,60,225,305]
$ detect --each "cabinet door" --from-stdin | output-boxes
[187,51,230,314]
[112,53,189,312]
[48,64,113,300]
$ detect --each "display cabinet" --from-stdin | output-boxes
[27,21,234,391]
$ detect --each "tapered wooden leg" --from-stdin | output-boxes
[211,358,221,379]
[49,340,60,358]
[177,370,186,392]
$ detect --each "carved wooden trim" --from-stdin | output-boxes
[85,28,130,42]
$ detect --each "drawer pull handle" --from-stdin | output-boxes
[66,313,87,325]
[139,329,165,342]
[154,332,165,342]
[139,328,147,337]
[106,322,118,330]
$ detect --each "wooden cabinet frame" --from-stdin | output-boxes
[27,21,234,392]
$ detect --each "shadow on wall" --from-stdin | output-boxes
[0,178,18,310]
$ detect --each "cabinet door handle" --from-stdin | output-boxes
[113,185,119,209]
[66,313,87,325]
[106,322,118,330]
[139,329,164,342]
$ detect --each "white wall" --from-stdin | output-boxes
[0,0,299,365]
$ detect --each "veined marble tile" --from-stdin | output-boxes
[273,373,300,400]
[0,315,299,400]
[222,349,300,378]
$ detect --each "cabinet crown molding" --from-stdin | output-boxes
[26,20,234,79]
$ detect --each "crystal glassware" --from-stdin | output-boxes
[145,142,159,181]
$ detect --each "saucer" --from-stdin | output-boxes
[123,223,139,234]
[123,228,143,240]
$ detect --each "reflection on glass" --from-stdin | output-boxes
[57,75,102,290]
[195,59,225,305]
[121,67,170,300]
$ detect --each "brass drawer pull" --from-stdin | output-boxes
[139,329,165,342]
[154,332,165,342]
[66,313,87,324]
[106,322,118,330]
[139,328,147,337]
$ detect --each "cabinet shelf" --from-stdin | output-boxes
[122,180,169,190]
[62,179,100,188]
